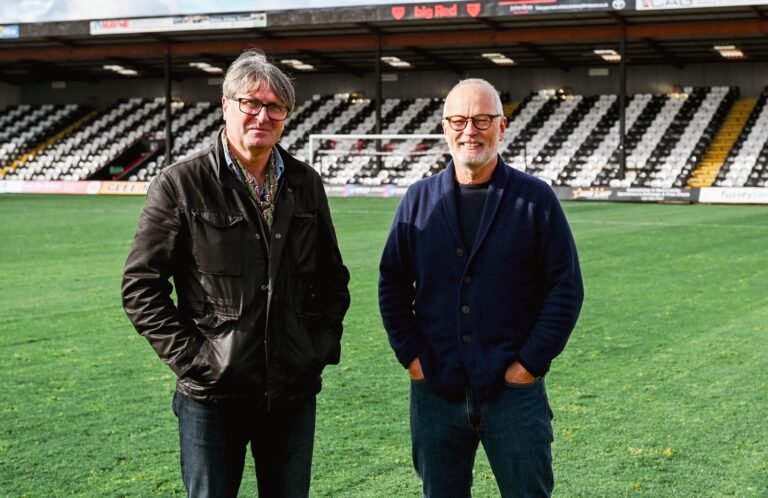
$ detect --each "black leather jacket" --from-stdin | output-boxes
[121,132,350,408]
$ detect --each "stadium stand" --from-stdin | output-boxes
[0,98,222,182]
[3,98,160,181]
[639,86,735,189]
[556,95,619,188]
[0,104,93,179]
[714,88,768,188]
[1,86,766,189]
[688,96,754,187]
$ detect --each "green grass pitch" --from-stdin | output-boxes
[1,194,766,497]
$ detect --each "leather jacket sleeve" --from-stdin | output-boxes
[312,184,351,365]
[121,172,203,377]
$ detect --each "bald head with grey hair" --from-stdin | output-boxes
[443,78,504,117]
[222,49,295,111]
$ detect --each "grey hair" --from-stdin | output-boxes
[222,49,295,111]
[443,78,504,116]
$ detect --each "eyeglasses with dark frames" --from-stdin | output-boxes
[443,114,501,131]
[228,97,290,121]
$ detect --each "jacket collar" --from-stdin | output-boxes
[439,155,509,256]
[212,128,306,191]
[274,143,307,188]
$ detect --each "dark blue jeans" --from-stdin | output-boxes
[410,378,554,498]
[172,391,316,498]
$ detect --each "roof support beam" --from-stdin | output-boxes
[195,53,233,67]
[608,12,626,26]
[404,45,464,75]
[43,36,78,48]
[476,17,500,31]
[519,42,571,72]
[109,57,165,78]
[642,38,686,69]
[298,49,365,77]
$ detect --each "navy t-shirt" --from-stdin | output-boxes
[457,181,490,249]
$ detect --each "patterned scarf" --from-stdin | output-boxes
[222,131,279,229]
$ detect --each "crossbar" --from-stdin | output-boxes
[308,133,443,168]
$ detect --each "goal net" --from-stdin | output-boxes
[308,133,448,187]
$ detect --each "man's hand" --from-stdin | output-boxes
[408,358,425,381]
[504,361,537,384]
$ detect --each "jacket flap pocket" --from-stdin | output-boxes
[191,210,244,275]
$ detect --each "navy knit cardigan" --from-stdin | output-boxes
[379,157,584,402]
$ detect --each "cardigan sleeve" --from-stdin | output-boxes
[378,192,425,368]
[517,190,584,377]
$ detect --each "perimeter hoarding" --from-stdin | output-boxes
[3,182,767,204]
[90,13,267,35]
[0,25,20,39]
[553,186,700,203]
[553,186,768,204]
[274,0,633,24]
[325,184,408,197]
[15,0,635,39]
[636,0,768,10]
[698,187,768,204]
[0,181,150,195]
[381,0,629,20]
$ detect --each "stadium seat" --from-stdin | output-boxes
[1,86,766,189]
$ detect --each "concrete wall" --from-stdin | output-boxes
[0,82,20,108]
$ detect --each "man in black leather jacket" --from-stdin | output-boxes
[121,49,350,498]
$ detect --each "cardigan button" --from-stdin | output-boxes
[275,233,282,239]
[461,305,470,314]
[456,248,464,257]
[462,335,471,343]
[463,275,472,284]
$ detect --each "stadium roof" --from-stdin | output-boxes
[2,2,768,85]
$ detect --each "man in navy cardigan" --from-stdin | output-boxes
[379,79,584,498]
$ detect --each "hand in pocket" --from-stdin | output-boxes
[408,357,425,381]
[504,361,536,385]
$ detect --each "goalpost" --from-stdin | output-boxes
[308,133,445,181]
[308,133,444,164]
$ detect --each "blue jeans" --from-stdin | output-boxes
[172,391,316,498]
[410,378,554,498]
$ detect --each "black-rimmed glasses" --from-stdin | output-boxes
[228,97,290,121]
[443,114,501,131]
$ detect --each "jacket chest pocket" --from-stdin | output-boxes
[289,212,318,273]
[191,210,244,275]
